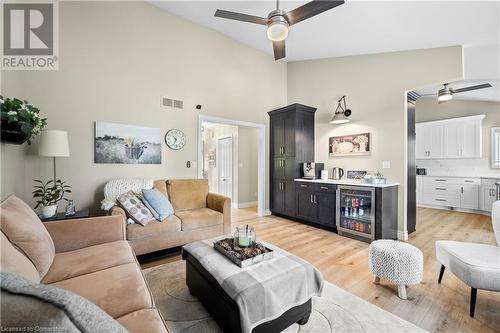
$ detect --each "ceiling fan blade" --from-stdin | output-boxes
[214,9,268,25]
[285,0,345,26]
[273,40,286,60]
[452,83,492,94]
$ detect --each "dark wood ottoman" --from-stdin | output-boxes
[184,251,312,333]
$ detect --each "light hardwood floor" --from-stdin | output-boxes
[143,207,500,333]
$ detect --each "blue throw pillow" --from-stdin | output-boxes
[142,188,174,221]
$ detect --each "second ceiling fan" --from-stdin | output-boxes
[214,0,345,60]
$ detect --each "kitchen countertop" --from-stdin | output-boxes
[294,178,399,188]
[416,175,500,180]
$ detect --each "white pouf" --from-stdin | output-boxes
[368,240,423,299]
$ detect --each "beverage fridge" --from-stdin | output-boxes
[336,185,375,241]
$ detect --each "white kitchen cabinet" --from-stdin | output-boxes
[460,184,479,210]
[416,176,424,204]
[417,176,481,211]
[416,123,444,159]
[444,116,482,158]
[417,115,484,160]
[480,186,497,212]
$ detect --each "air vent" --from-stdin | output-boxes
[162,97,173,107]
[173,100,183,109]
[161,97,183,109]
[407,91,420,103]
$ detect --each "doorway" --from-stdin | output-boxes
[217,137,233,198]
[198,115,266,216]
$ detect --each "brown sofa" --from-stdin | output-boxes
[0,195,168,332]
[111,179,231,255]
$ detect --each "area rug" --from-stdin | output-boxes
[143,261,426,333]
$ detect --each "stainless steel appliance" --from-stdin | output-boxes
[416,167,426,175]
[302,162,324,179]
[336,185,375,241]
[332,167,344,180]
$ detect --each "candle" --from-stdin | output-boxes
[239,234,250,247]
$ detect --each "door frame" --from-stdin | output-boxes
[216,136,233,200]
[198,115,266,217]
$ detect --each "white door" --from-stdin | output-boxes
[461,120,481,158]
[444,121,461,158]
[428,123,444,159]
[460,184,479,210]
[217,137,233,199]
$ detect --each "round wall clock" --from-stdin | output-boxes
[165,129,186,150]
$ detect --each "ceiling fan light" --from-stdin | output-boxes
[330,112,350,124]
[267,18,289,41]
[437,90,453,102]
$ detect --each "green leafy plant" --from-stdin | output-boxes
[0,96,47,144]
[32,180,71,208]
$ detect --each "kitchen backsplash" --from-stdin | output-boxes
[416,158,500,178]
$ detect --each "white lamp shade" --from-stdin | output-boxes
[38,130,70,157]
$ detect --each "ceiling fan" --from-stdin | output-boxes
[214,0,345,60]
[423,83,493,103]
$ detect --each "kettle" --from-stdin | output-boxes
[332,167,344,180]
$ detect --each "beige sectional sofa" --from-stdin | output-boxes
[111,179,231,255]
[0,195,168,332]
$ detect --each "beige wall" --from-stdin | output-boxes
[237,127,258,205]
[287,46,464,236]
[416,97,500,159]
[1,1,287,213]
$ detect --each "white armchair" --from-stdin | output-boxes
[435,200,500,317]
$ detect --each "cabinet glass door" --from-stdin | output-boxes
[337,186,375,238]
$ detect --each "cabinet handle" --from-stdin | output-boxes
[435,187,446,190]
[310,194,313,203]
[320,186,329,190]
[435,199,446,202]
[314,195,317,204]
[461,187,463,194]
[435,179,446,182]
[464,180,474,183]
[300,184,307,188]
[282,146,285,154]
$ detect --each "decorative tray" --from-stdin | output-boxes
[213,238,274,268]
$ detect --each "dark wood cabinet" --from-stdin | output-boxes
[295,182,336,228]
[316,192,336,227]
[296,188,315,222]
[272,180,295,216]
[269,104,316,217]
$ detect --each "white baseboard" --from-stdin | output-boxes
[236,201,258,209]
[417,204,490,216]
[397,230,409,241]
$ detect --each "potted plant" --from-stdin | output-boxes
[33,180,71,218]
[1,96,47,145]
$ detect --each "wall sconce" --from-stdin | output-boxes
[330,95,352,124]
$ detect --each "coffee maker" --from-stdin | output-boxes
[303,162,324,179]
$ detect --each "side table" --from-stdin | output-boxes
[39,209,90,222]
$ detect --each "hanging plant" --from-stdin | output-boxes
[0,96,47,144]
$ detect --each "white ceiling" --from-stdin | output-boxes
[152,1,500,101]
